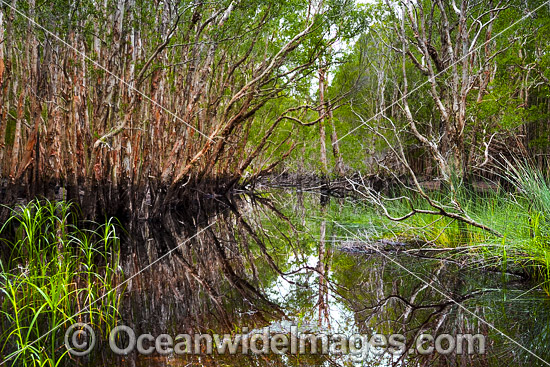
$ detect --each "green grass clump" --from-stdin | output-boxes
[0,199,123,366]
[365,164,550,294]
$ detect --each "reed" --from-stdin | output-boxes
[0,199,123,366]
[367,168,550,293]
[335,163,550,295]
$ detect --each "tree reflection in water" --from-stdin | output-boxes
[86,189,550,367]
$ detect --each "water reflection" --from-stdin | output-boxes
[83,189,550,366]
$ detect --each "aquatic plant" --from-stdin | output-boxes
[0,199,123,366]
[337,163,550,294]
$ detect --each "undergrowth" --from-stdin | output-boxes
[0,199,123,366]
[343,163,550,295]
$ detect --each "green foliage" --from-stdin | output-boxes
[0,200,123,366]
[347,163,550,294]
[302,0,550,176]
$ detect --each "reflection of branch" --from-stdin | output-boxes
[226,200,302,286]
[171,254,232,329]
[358,289,487,313]
[208,227,284,317]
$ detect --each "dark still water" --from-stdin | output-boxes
[78,189,550,366]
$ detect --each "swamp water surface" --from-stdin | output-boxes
[76,188,550,366]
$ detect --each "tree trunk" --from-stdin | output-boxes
[318,67,328,177]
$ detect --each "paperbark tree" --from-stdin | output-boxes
[386,0,509,188]
[318,66,329,176]
[0,0,361,196]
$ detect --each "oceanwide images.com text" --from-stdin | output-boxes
[65,323,486,360]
